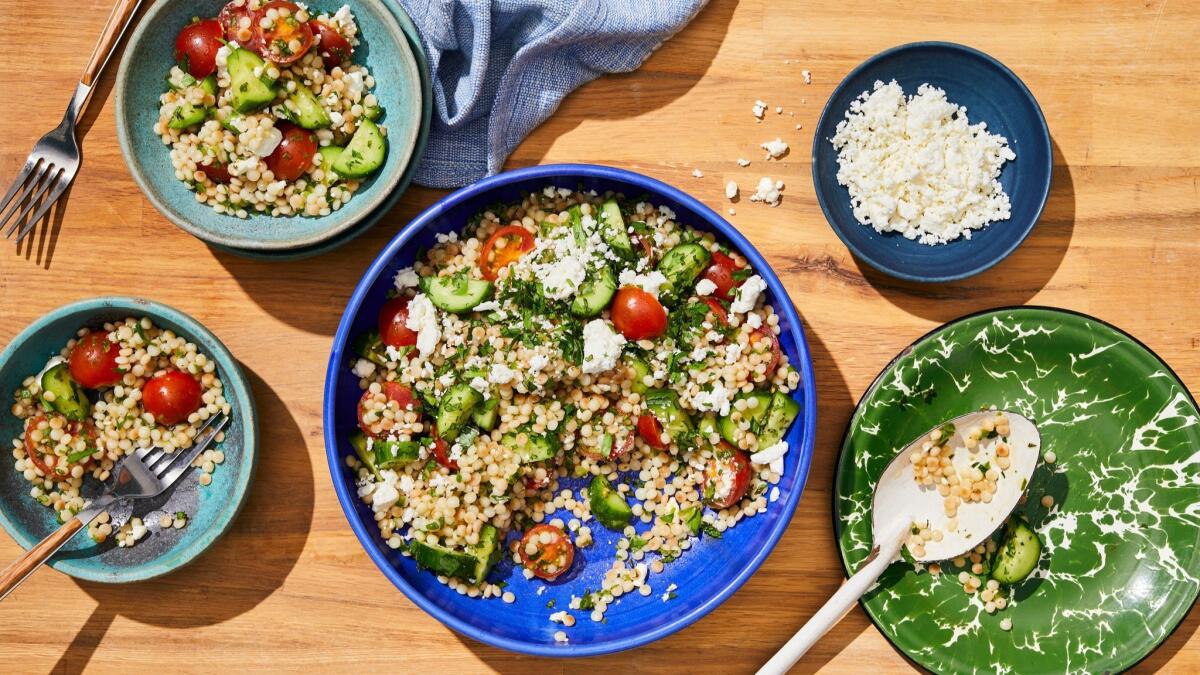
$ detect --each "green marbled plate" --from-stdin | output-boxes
[833,307,1200,674]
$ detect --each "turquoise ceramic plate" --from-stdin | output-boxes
[834,307,1200,673]
[210,0,432,261]
[0,298,258,583]
[115,0,422,251]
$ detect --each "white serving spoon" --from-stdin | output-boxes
[759,410,1041,674]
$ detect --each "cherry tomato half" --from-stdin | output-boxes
[519,524,575,581]
[750,326,782,376]
[174,19,224,78]
[478,225,536,281]
[430,427,458,471]
[523,473,550,491]
[378,296,417,348]
[700,297,729,327]
[142,370,203,426]
[264,122,318,182]
[199,159,232,184]
[576,427,634,461]
[636,413,669,450]
[23,415,55,477]
[311,20,353,65]
[704,444,751,509]
[219,1,263,52]
[635,233,654,261]
[357,383,422,435]
[68,332,122,389]
[700,251,744,301]
[255,1,315,65]
[610,287,667,341]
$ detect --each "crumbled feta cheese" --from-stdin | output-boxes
[725,180,738,200]
[489,363,518,385]
[695,278,718,296]
[745,312,763,329]
[751,440,788,466]
[345,71,365,97]
[761,137,789,159]
[731,274,767,313]
[802,69,812,84]
[582,319,626,375]
[473,299,500,312]
[618,269,670,298]
[775,106,783,114]
[691,168,704,178]
[469,376,489,396]
[728,207,736,215]
[529,353,549,372]
[751,99,767,118]
[249,126,283,157]
[371,471,401,512]
[404,293,441,358]
[351,358,376,378]
[550,611,571,624]
[393,266,419,290]
[748,176,784,207]
[770,486,781,502]
[693,382,733,417]
[737,158,751,167]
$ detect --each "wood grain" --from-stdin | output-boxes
[1,0,1199,672]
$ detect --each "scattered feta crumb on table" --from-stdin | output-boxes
[691,167,704,178]
[751,99,767,119]
[761,137,789,159]
[802,69,812,84]
[749,176,785,207]
[725,180,739,199]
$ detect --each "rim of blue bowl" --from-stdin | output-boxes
[114,0,422,251]
[322,163,820,657]
[0,296,259,583]
[811,41,1053,283]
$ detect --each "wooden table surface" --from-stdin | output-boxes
[2,0,1199,672]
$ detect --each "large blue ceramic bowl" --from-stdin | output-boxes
[812,42,1052,283]
[323,164,819,656]
[115,0,423,252]
[0,297,258,583]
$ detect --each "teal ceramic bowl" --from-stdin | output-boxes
[0,298,258,583]
[115,0,423,252]
[211,0,433,261]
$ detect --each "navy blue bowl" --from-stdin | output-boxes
[812,42,1052,283]
[323,164,818,656]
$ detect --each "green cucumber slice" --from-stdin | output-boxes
[471,396,499,431]
[657,243,711,303]
[228,47,277,113]
[569,265,616,318]
[349,432,380,479]
[644,388,693,441]
[598,199,634,257]
[285,83,331,129]
[421,275,494,314]
[40,362,90,421]
[588,475,632,530]
[408,523,501,584]
[992,518,1042,584]
[756,391,801,448]
[717,390,773,445]
[331,118,387,178]
[624,355,651,394]
[436,383,482,441]
[502,429,560,463]
[374,438,422,469]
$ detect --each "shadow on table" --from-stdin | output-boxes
[854,137,1077,323]
[450,323,858,674]
[53,366,313,674]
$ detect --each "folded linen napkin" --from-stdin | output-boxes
[397,0,709,188]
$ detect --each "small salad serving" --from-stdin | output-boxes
[8,319,231,547]
[155,1,387,218]
[346,187,803,635]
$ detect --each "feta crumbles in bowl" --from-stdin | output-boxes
[324,164,818,656]
[115,0,423,252]
[0,298,258,583]
[812,42,1052,282]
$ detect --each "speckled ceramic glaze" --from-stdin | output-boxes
[812,42,1052,283]
[834,307,1200,673]
[114,0,422,251]
[0,298,258,583]
[211,0,432,261]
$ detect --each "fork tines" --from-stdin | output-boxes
[1,155,72,243]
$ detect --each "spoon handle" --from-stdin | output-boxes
[757,520,909,674]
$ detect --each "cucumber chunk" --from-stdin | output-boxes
[421,275,494,314]
[502,429,560,463]
[216,109,247,134]
[679,505,703,535]
[598,199,634,257]
[198,74,218,99]
[471,396,499,431]
[332,118,387,178]
[657,243,711,303]
[698,413,719,440]
[166,66,197,91]
[374,438,422,469]
[353,330,391,366]
[227,47,278,113]
[756,391,801,448]
[40,363,90,421]
[644,389,693,442]
[569,265,616,318]
[436,383,482,440]
[317,145,346,183]
[717,390,773,445]
[167,102,208,130]
[408,523,501,584]
[349,432,380,479]
[588,475,632,530]
[624,355,651,394]
[991,518,1042,584]
[285,83,331,129]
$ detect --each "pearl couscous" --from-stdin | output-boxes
[348,187,803,635]
[8,318,231,545]
[156,1,387,219]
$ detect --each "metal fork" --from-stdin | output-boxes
[0,411,229,600]
[0,0,143,244]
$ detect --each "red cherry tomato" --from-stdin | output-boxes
[700,251,744,301]
[700,297,729,327]
[478,225,536,281]
[636,413,669,450]
[174,19,224,78]
[218,1,262,50]
[264,122,318,182]
[610,287,668,341]
[519,524,575,581]
[523,473,550,491]
[577,428,634,461]
[378,296,418,349]
[199,159,232,184]
[142,370,203,426]
[750,326,782,376]
[255,1,315,65]
[357,383,422,435]
[430,427,458,471]
[636,233,654,261]
[311,20,353,65]
[705,444,752,509]
[23,415,55,477]
[68,332,122,389]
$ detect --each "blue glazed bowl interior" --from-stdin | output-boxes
[812,42,1052,282]
[115,0,422,251]
[0,298,258,583]
[323,164,819,656]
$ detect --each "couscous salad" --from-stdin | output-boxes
[347,187,802,631]
[157,1,387,218]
